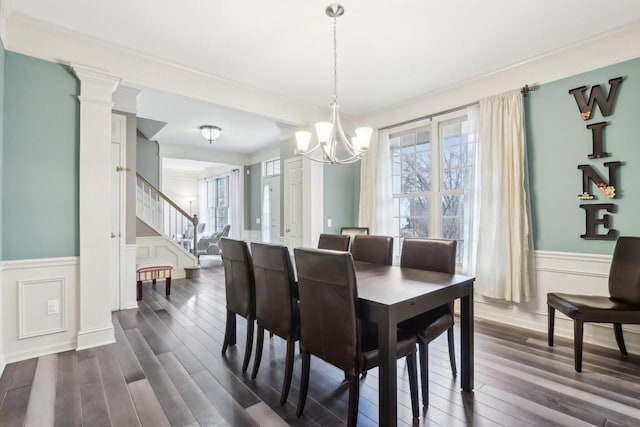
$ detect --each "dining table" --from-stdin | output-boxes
[353,261,475,427]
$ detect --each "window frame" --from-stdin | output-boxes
[390,111,474,266]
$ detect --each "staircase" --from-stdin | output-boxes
[136,173,198,276]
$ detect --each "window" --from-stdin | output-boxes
[206,176,229,233]
[390,115,476,267]
[264,159,281,176]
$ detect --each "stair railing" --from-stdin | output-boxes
[136,173,198,253]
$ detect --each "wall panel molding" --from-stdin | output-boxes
[473,250,640,355]
[1,256,79,363]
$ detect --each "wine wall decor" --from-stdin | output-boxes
[569,77,624,240]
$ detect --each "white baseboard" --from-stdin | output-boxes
[4,341,76,365]
[0,358,5,377]
[76,325,115,351]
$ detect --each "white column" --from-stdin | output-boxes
[72,64,120,350]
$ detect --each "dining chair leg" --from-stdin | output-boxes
[574,320,584,372]
[447,326,457,377]
[242,317,255,373]
[280,339,295,405]
[548,305,555,346]
[613,323,628,357]
[347,374,360,427]
[297,351,311,417]
[251,326,265,380]
[222,310,236,354]
[418,341,429,407]
[406,352,419,419]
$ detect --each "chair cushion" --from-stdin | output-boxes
[359,321,417,371]
[398,305,454,343]
[547,293,640,323]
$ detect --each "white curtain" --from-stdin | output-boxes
[475,90,532,303]
[358,129,393,235]
[462,105,481,276]
[228,169,241,239]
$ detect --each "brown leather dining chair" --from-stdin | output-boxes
[398,238,458,408]
[294,248,420,425]
[250,242,299,404]
[317,233,350,251]
[220,238,256,373]
[547,236,640,372]
[350,235,393,265]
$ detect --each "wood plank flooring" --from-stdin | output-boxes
[1,256,640,426]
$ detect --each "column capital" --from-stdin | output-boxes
[71,64,120,102]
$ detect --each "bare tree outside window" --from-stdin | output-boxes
[390,118,475,264]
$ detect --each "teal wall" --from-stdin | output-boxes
[2,52,80,260]
[526,57,640,254]
[136,134,159,188]
[323,161,360,233]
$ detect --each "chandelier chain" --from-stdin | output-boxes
[333,15,338,102]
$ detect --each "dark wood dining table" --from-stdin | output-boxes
[353,261,475,426]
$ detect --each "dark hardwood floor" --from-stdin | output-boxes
[1,256,639,426]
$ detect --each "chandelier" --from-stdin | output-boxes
[295,4,373,165]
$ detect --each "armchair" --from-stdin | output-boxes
[196,224,231,258]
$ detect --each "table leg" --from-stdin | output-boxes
[136,280,142,301]
[378,313,397,427]
[460,284,474,392]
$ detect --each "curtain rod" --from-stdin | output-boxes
[378,84,536,132]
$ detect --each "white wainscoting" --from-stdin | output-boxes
[1,257,79,364]
[124,244,138,310]
[136,236,197,279]
[473,250,640,354]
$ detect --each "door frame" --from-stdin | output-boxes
[112,113,127,311]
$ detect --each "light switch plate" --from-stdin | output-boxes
[327,218,332,227]
[256,218,261,224]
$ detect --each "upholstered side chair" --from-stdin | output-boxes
[548,236,640,372]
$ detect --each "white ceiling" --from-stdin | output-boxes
[10,0,640,153]
[137,88,281,152]
[162,158,220,172]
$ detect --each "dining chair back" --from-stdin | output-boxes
[351,235,393,265]
[398,237,458,408]
[317,233,351,251]
[294,248,359,371]
[401,238,457,273]
[220,238,256,372]
[609,237,640,305]
[294,247,419,425]
[251,242,299,403]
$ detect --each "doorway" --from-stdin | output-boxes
[262,175,281,244]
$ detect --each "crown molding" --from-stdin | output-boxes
[3,12,328,127]
[0,0,12,44]
[359,21,640,128]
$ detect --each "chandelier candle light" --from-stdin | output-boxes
[295,4,373,164]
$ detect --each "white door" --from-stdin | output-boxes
[110,141,121,311]
[111,114,126,311]
[284,158,303,248]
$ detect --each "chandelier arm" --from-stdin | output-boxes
[334,109,359,156]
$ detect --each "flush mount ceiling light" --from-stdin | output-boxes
[200,125,221,143]
[295,3,373,165]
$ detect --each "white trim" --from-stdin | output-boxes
[18,277,68,339]
[0,0,12,44]
[472,249,640,355]
[113,85,141,115]
[112,113,128,311]
[123,244,138,310]
[3,12,327,126]
[4,341,76,365]
[76,325,115,351]
[1,256,79,271]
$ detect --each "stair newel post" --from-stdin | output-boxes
[193,214,199,255]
